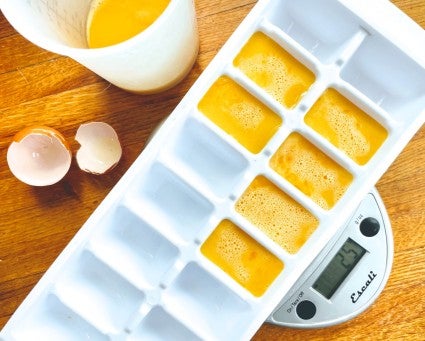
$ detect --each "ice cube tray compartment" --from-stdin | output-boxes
[129,306,202,341]
[9,294,108,341]
[54,251,146,333]
[340,34,425,121]
[2,1,424,340]
[200,219,285,297]
[265,0,362,63]
[160,117,250,198]
[163,262,254,340]
[127,162,215,243]
[88,205,180,289]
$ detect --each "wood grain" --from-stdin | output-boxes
[0,0,424,339]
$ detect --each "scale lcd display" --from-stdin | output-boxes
[313,238,367,299]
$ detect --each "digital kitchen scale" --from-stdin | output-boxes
[268,188,393,328]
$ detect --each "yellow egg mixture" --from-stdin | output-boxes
[235,176,319,254]
[234,32,315,108]
[201,219,283,297]
[198,76,282,153]
[87,0,170,48]
[270,133,353,210]
[305,89,388,165]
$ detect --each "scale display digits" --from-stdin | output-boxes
[339,241,363,268]
[313,238,367,299]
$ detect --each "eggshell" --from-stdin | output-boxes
[7,126,72,186]
[75,122,122,174]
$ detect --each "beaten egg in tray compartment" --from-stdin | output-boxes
[1,0,424,340]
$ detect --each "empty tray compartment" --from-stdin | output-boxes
[55,251,145,333]
[341,34,425,121]
[89,205,179,288]
[9,294,107,341]
[265,0,360,63]
[164,118,249,198]
[129,306,201,341]
[128,162,214,242]
[163,262,253,340]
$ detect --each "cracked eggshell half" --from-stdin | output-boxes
[75,122,122,175]
[7,126,72,186]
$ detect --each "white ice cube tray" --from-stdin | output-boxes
[1,0,424,340]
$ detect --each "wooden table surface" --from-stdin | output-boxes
[0,0,424,340]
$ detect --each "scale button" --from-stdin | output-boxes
[296,300,316,320]
[360,217,380,237]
